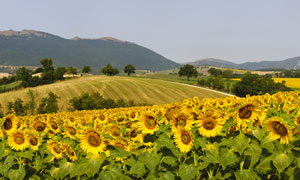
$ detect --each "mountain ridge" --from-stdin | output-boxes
[0,29,180,70]
[187,57,300,70]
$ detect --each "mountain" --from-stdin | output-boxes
[0,29,180,70]
[187,57,300,70]
[186,58,241,69]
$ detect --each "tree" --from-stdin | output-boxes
[124,64,136,76]
[40,58,55,84]
[208,68,223,77]
[101,64,119,76]
[233,72,292,97]
[7,98,27,116]
[178,64,198,81]
[67,66,77,76]
[16,67,32,87]
[38,92,60,114]
[55,67,67,80]
[82,66,91,74]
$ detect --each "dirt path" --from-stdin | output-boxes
[167,81,236,97]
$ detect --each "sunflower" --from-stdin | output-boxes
[64,125,78,139]
[170,110,194,133]
[164,104,182,124]
[265,117,292,144]
[48,120,60,134]
[47,140,64,159]
[8,131,29,151]
[197,110,225,137]
[32,121,48,134]
[1,115,17,135]
[138,111,159,134]
[174,129,193,153]
[235,100,265,130]
[62,143,78,161]
[109,125,121,138]
[80,128,106,154]
[26,133,42,151]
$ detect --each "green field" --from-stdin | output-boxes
[0,80,22,93]
[0,75,228,113]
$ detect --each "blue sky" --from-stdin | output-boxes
[1,0,300,63]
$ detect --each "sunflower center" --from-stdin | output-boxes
[239,105,253,119]
[14,134,25,145]
[51,122,58,130]
[145,116,156,129]
[67,127,76,135]
[296,117,300,125]
[3,118,13,130]
[273,122,288,136]
[130,129,138,138]
[181,131,192,145]
[99,115,106,121]
[111,127,121,137]
[130,112,136,119]
[69,117,75,122]
[35,122,46,132]
[117,117,125,122]
[125,122,132,128]
[87,132,101,147]
[29,136,38,146]
[53,144,62,154]
[203,118,217,130]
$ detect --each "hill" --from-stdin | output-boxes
[0,29,180,71]
[187,57,300,70]
[0,76,228,113]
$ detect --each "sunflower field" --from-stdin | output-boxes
[1,91,300,179]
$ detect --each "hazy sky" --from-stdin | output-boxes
[1,0,300,63]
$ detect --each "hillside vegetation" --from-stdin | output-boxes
[0,30,180,70]
[0,76,228,113]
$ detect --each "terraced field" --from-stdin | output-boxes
[0,75,228,113]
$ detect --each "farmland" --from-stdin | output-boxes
[1,90,300,179]
[0,75,228,113]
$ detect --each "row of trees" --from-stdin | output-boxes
[100,64,136,76]
[0,91,148,117]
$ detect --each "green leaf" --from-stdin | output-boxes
[179,164,197,180]
[201,152,219,164]
[18,150,33,161]
[194,137,207,149]
[4,155,16,168]
[50,160,76,179]
[233,133,249,155]
[107,145,131,158]
[255,156,272,174]
[99,167,131,180]
[272,153,294,173]
[157,134,175,149]
[86,153,106,176]
[140,151,162,172]
[219,148,238,170]
[261,135,275,152]
[159,171,175,180]
[244,140,262,168]
[71,162,89,177]
[8,168,26,180]
[29,175,41,180]
[234,169,258,180]
[162,156,177,167]
[252,127,265,141]
[130,162,146,177]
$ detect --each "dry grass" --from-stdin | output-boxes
[0,75,228,113]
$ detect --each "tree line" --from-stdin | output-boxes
[0,91,149,117]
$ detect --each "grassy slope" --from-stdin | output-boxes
[0,75,228,113]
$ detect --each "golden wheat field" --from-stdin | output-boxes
[0,75,228,114]
[273,78,300,88]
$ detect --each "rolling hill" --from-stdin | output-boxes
[0,29,180,71]
[187,57,300,70]
[0,76,228,114]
